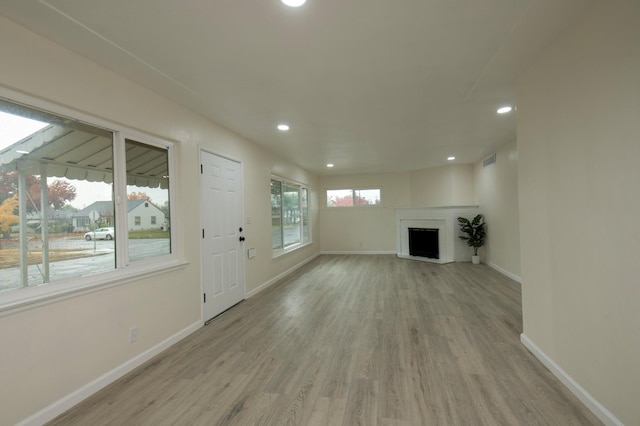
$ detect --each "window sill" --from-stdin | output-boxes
[272,241,312,259]
[0,258,189,317]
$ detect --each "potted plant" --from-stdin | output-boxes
[457,214,486,264]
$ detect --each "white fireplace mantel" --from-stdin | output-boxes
[396,206,479,263]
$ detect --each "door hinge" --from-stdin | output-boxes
[200,164,203,174]
[204,293,206,303]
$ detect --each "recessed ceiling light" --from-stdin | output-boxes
[282,0,306,7]
[277,124,290,131]
[497,106,513,114]
[326,163,334,168]
[447,156,455,161]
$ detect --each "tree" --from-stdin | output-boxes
[328,194,354,207]
[282,192,300,225]
[127,191,151,201]
[328,192,376,207]
[159,201,170,220]
[0,195,19,241]
[50,180,77,209]
[0,171,76,211]
[0,171,38,205]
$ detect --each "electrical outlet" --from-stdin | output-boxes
[129,327,138,343]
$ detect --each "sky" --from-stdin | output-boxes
[65,179,169,210]
[0,111,48,150]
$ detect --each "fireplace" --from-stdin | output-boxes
[408,228,439,259]
[396,206,479,264]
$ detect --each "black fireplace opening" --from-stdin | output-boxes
[408,227,439,259]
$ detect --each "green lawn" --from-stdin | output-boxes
[128,229,170,239]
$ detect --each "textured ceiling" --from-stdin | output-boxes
[0,0,591,175]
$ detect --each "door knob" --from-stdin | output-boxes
[239,236,245,242]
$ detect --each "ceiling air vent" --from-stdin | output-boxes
[483,153,496,168]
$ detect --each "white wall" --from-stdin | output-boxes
[516,1,640,424]
[410,164,475,207]
[319,172,410,253]
[473,141,521,279]
[319,165,477,253]
[0,16,319,425]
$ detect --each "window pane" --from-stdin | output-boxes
[282,183,301,247]
[327,189,353,207]
[0,99,115,292]
[354,189,381,205]
[271,180,282,249]
[125,139,171,262]
[301,188,309,242]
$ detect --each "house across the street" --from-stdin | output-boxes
[73,199,166,232]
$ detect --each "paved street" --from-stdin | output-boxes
[0,238,170,292]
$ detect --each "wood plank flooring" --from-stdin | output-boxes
[49,255,603,425]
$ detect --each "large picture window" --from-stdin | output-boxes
[271,178,309,254]
[0,97,175,298]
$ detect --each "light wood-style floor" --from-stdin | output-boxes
[49,255,602,425]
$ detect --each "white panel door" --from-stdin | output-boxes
[200,151,245,322]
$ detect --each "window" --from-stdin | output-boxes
[270,180,282,249]
[0,96,175,299]
[271,177,310,254]
[301,187,309,242]
[125,139,171,262]
[326,188,381,207]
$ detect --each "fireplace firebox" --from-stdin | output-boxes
[408,228,439,259]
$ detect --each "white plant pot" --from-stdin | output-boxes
[471,255,480,265]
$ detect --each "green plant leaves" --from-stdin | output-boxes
[457,214,486,254]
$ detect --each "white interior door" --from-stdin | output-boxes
[200,151,245,322]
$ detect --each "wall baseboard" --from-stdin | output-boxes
[487,262,521,283]
[246,253,320,298]
[18,321,203,426]
[520,334,623,426]
[319,251,396,255]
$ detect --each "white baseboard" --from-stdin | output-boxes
[520,334,623,426]
[18,321,203,426]
[246,253,320,298]
[320,250,396,255]
[487,262,522,283]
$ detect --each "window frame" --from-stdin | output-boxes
[326,187,382,208]
[271,176,311,257]
[0,88,184,314]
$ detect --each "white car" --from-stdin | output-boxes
[84,227,115,241]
